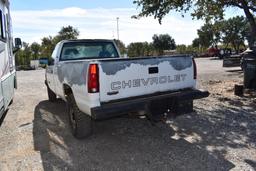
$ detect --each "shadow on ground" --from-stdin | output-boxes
[210,57,222,60]
[245,159,256,170]
[33,99,238,170]
[176,98,256,153]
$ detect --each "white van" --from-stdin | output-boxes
[0,0,21,118]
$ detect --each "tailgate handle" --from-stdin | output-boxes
[149,67,159,74]
[107,91,119,96]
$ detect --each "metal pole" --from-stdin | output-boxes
[116,17,119,40]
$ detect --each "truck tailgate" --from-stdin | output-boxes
[98,56,195,102]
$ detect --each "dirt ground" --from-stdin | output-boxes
[0,58,256,171]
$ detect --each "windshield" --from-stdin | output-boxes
[60,41,119,60]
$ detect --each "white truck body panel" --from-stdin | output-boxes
[99,57,195,102]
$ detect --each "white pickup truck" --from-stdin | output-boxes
[45,39,209,139]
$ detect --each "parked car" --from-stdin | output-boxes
[45,39,209,139]
[218,48,232,59]
[207,47,220,57]
[241,46,256,69]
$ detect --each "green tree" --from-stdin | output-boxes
[40,26,80,58]
[192,38,200,48]
[23,42,32,65]
[220,16,248,52]
[187,45,196,52]
[127,42,152,57]
[133,0,256,46]
[144,42,154,56]
[15,42,32,66]
[15,48,24,66]
[176,44,187,54]
[114,39,126,55]
[40,36,55,58]
[15,26,81,66]
[30,42,41,60]
[197,23,221,48]
[55,25,79,43]
[152,34,176,55]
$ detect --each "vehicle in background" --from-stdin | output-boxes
[223,55,242,67]
[39,57,49,66]
[30,60,39,70]
[220,48,240,67]
[45,39,209,139]
[0,0,22,119]
[207,47,219,57]
[197,47,220,58]
[223,48,255,68]
[241,47,256,69]
[218,48,232,59]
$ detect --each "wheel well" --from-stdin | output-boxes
[63,84,73,96]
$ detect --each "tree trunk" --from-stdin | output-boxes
[236,43,241,54]
[241,0,256,47]
[225,43,229,49]
[232,42,237,54]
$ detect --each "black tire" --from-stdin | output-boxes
[47,86,57,102]
[67,94,93,139]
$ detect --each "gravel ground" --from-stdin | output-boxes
[0,58,256,171]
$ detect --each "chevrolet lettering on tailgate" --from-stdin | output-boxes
[111,74,187,90]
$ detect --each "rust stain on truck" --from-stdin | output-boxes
[100,57,192,75]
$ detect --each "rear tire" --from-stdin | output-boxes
[67,94,93,139]
[47,86,57,102]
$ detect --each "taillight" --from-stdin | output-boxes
[88,64,99,93]
[192,58,197,79]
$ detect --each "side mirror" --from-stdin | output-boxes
[15,38,22,49]
[48,58,55,66]
[13,38,22,54]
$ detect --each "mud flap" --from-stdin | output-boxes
[172,100,193,115]
[146,100,168,122]
[146,99,193,123]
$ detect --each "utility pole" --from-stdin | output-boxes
[116,17,119,40]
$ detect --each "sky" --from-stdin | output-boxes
[10,0,243,46]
